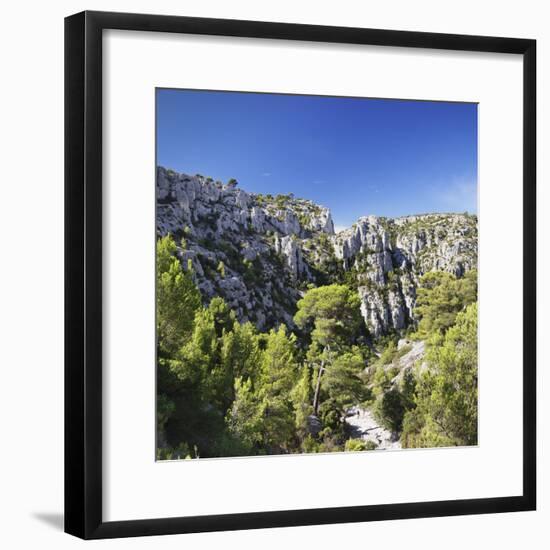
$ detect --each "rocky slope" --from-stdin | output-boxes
[157,167,478,337]
[345,406,402,450]
[343,338,427,450]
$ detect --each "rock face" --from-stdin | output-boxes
[331,214,477,336]
[274,235,308,279]
[384,339,428,383]
[157,167,478,336]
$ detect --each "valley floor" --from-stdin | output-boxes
[345,406,402,450]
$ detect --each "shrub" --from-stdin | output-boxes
[156,442,192,460]
[373,388,406,432]
[344,438,368,452]
[376,341,398,366]
[302,435,320,453]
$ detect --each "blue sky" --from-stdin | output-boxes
[157,89,477,229]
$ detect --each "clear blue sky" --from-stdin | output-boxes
[156,89,477,229]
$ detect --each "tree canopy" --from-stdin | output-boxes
[294,284,362,348]
[156,235,201,355]
[413,269,477,339]
[402,302,478,448]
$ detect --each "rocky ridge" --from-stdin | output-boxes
[157,167,478,337]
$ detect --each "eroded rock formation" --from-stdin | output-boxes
[157,167,477,337]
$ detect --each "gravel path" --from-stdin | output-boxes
[345,406,402,450]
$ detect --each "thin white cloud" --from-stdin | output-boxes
[432,177,478,213]
[262,172,272,177]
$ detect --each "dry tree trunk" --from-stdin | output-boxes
[312,345,331,415]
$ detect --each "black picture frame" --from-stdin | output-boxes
[65,10,537,540]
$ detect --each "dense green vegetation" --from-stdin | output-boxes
[413,270,477,339]
[401,302,478,447]
[368,269,478,446]
[157,234,478,458]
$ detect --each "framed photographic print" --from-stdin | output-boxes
[65,11,536,539]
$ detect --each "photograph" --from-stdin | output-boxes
[155,89,478,460]
[0,1,541,545]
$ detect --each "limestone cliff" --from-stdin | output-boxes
[157,167,477,337]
